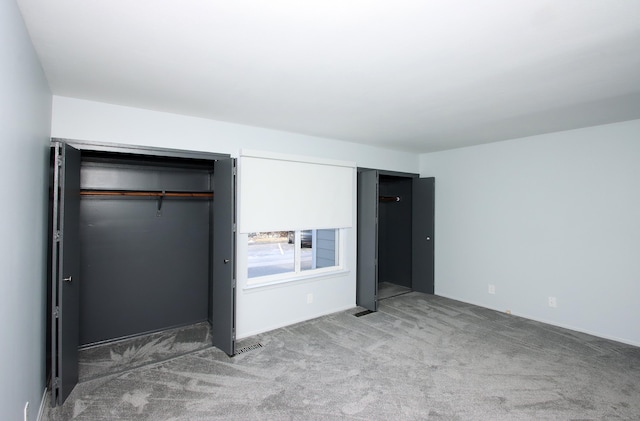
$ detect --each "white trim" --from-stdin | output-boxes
[236,304,356,339]
[244,269,351,291]
[245,228,346,288]
[240,149,355,169]
[436,293,640,348]
[37,388,48,421]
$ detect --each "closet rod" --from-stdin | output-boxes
[80,190,213,198]
[379,195,401,203]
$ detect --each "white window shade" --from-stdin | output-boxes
[238,151,355,233]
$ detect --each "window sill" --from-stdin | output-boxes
[242,268,351,292]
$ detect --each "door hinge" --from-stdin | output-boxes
[232,329,236,340]
[53,306,60,318]
[232,223,236,233]
[54,231,61,242]
[52,377,60,388]
[56,155,63,167]
[232,279,236,288]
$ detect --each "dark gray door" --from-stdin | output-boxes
[412,177,435,294]
[51,142,81,406]
[357,170,378,311]
[211,158,236,355]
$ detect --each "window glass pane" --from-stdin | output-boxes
[316,229,337,268]
[247,231,294,278]
[300,230,313,271]
[301,229,338,272]
[248,229,341,282]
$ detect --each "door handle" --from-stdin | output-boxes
[63,276,73,283]
[224,259,230,264]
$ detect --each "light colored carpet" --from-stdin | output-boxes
[44,292,640,420]
[378,281,412,300]
[78,322,211,382]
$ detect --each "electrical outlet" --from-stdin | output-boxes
[548,296,557,308]
[306,293,313,304]
[488,284,496,294]
[24,402,29,421]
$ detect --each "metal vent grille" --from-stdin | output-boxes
[354,310,374,317]
[234,343,263,355]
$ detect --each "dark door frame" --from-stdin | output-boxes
[55,138,230,162]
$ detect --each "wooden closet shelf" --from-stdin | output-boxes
[379,195,401,202]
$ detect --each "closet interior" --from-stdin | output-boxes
[357,169,434,312]
[78,150,216,345]
[378,174,414,292]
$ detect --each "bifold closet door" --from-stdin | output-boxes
[356,170,378,312]
[50,141,81,406]
[211,158,236,356]
[412,177,435,294]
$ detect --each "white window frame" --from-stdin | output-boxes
[244,228,346,289]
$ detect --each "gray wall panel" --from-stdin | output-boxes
[79,158,212,345]
[81,161,211,191]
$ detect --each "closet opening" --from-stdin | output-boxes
[77,150,216,346]
[48,140,236,406]
[377,174,414,300]
[356,169,434,312]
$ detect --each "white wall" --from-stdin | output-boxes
[420,120,640,346]
[52,96,418,173]
[51,96,418,338]
[0,1,52,420]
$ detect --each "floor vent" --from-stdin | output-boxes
[234,343,263,355]
[354,310,374,317]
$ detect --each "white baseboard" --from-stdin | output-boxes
[435,293,640,347]
[237,304,355,340]
[37,388,48,421]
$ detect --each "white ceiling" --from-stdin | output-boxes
[16,0,640,153]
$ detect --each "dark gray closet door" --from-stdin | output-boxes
[412,177,435,294]
[211,158,236,355]
[51,142,81,406]
[357,170,379,311]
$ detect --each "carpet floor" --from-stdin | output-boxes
[378,282,412,300]
[78,321,211,383]
[44,292,640,420]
